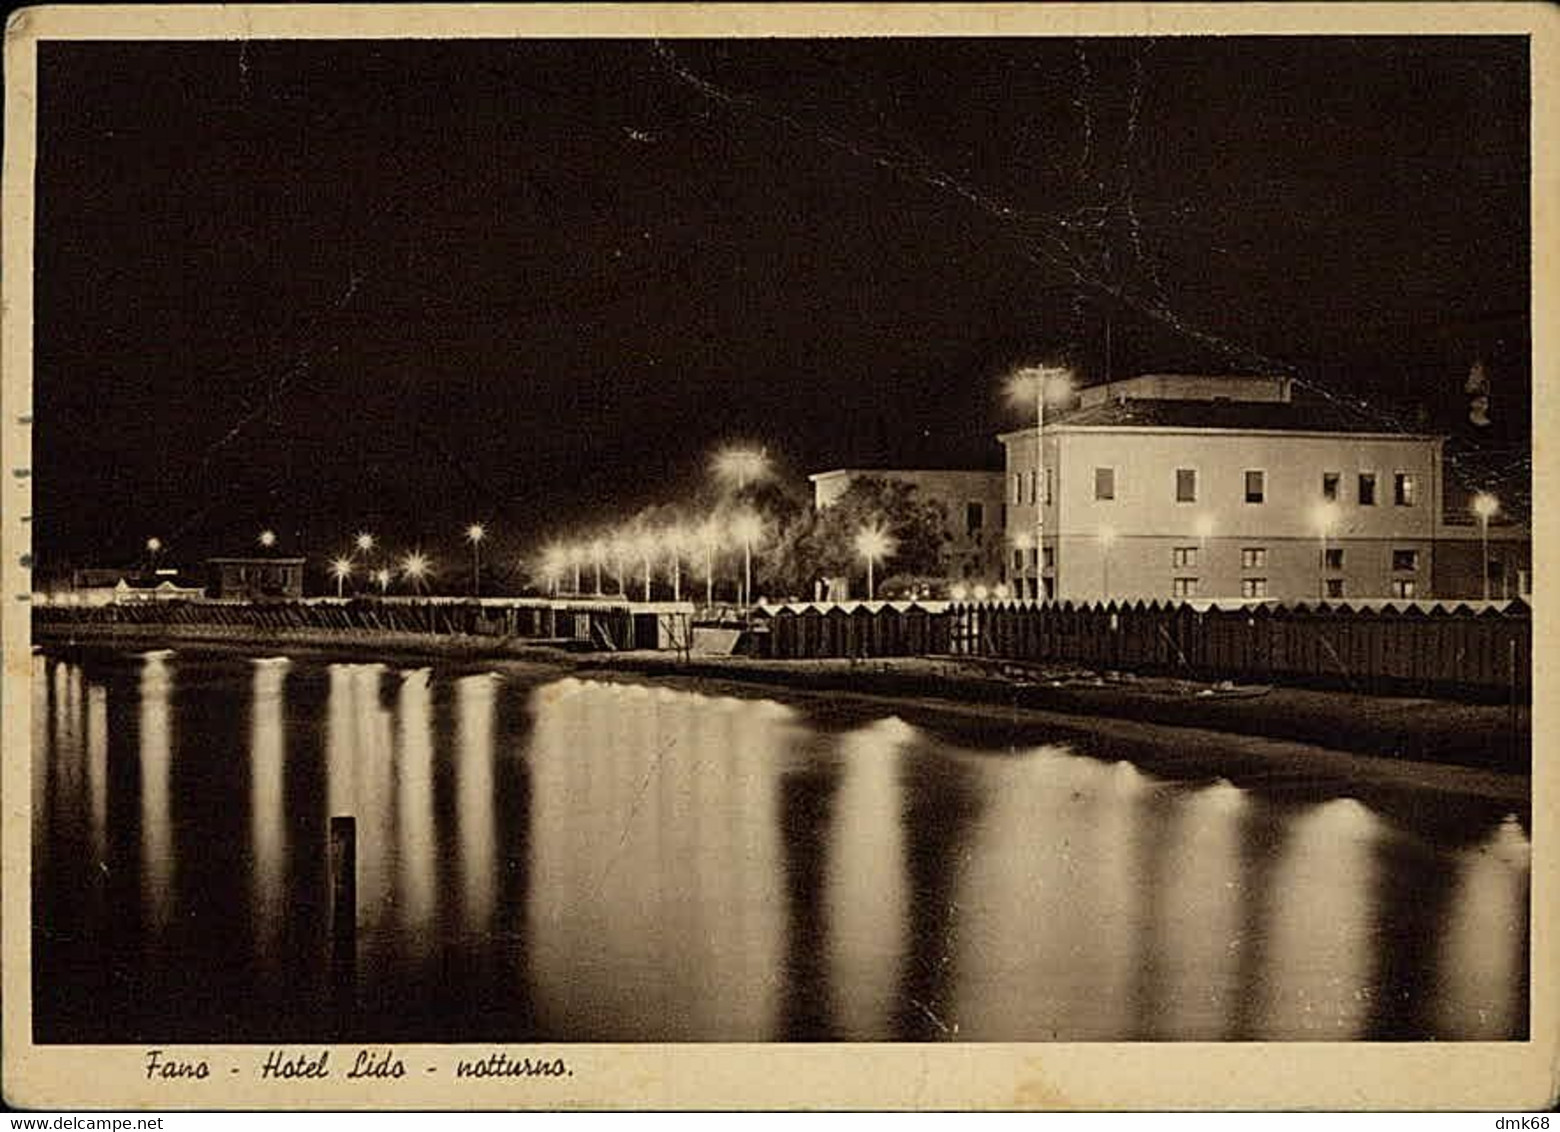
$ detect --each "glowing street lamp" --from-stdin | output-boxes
[465,523,486,597]
[400,551,430,595]
[540,544,568,598]
[712,446,770,494]
[633,530,658,603]
[330,556,353,599]
[1472,493,1500,600]
[609,535,632,598]
[145,536,163,569]
[854,524,896,601]
[730,511,763,607]
[1007,365,1073,600]
[664,524,691,603]
[373,567,391,595]
[258,529,277,550]
[355,532,376,556]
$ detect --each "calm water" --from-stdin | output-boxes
[33,647,1529,1043]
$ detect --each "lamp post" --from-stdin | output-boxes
[666,525,689,603]
[855,525,896,602]
[731,511,762,607]
[330,557,353,599]
[713,446,770,495]
[465,523,486,597]
[1472,493,1499,600]
[400,551,430,596]
[589,539,605,595]
[634,531,656,603]
[698,518,721,607]
[1314,503,1338,601]
[145,536,163,572]
[373,567,390,595]
[1008,365,1073,601]
[1099,526,1115,600]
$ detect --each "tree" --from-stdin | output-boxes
[775,477,950,597]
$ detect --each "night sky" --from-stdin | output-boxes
[33,35,1531,577]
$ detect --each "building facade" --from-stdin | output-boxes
[999,374,1529,603]
[206,556,307,601]
[808,468,1006,597]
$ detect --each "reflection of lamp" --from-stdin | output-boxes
[1472,493,1500,600]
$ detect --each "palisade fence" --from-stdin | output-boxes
[760,599,1531,699]
[33,598,640,650]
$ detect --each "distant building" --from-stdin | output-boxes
[807,468,1006,598]
[998,373,1530,603]
[37,568,204,606]
[206,557,307,601]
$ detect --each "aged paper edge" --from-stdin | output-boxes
[2,2,1556,1112]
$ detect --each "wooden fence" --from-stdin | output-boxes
[760,599,1530,699]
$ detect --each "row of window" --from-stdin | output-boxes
[1170,546,1420,571]
[1171,577,1420,599]
[1010,467,1423,506]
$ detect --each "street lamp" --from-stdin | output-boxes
[373,567,391,595]
[1472,492,1500,600]
[633,530,657,603]
[258,529,277,550]
[1007,365,1073,601]
[465,523,486,597]
[730,510,763,607]
[854,524,897,601]
[697,518,723,607]
[400,551,430,595]
[609,535,632,598]
[330,557,353,599]
[355,532,376,556]
[540,544,568,599]
[589,538,606,595]
[145,536,163,570]
[712,445,770,496]
[664,524,691,603]
[1099,525,1116,600]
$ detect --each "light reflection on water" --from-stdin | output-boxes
[32,650,1531,1044]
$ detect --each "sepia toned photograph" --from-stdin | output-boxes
[3,3,1553,1111]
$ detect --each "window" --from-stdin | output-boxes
[1241,547,1267,570]
[1322,472,1340,501]
[1013,549,1024,572]
[1393,579,1417,599]
[1358,473,1377,506]
[1044,467,1054,506]
[1244,470,1265,504]
[1026,470,1037,505]
[1394,473,1417,506]
[1011,474,1022,505]
[1241,578,1268,599]
[1172,546,1198,569]
[1392,549,1419,572]
[966,502,984,535]
[1173,577,1199,598]
[1176,468,1197,503]
[1042,546,1055,570]
[1324,547,1344,571]
[1095,467,1115,501]
[1325,578,1346,599]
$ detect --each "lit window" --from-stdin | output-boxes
[1173,577,1198,598]
[1393,579,1417,599]
[1172,546,1198,569]
[1241,547,1267,570]
[1322,472,1340,501]
[1176,468,1197,503]
[1095,467,1115,501]
[1392,549,1419,572]
[1241,578,1268,599]
[1325,578,1345,599]
[1394,473,1417,506]
[1324,547,1344,571]
[1358,473,1377,506]
[1245,470,1265,504]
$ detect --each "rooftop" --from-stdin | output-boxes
[1003,392,1436,438]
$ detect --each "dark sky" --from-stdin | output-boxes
[34,35,1531,574]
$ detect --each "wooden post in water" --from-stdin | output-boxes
[329,816,357,962]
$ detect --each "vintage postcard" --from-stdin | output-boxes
[3,2,1555,1111]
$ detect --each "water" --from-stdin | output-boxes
[32,647,1529,1043]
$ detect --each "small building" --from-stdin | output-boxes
[37,567,203,606]
[206,556,307,601]
[808,467,1007,598]
[998,373,1528,603]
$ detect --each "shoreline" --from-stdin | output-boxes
[33,622,1530,777]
